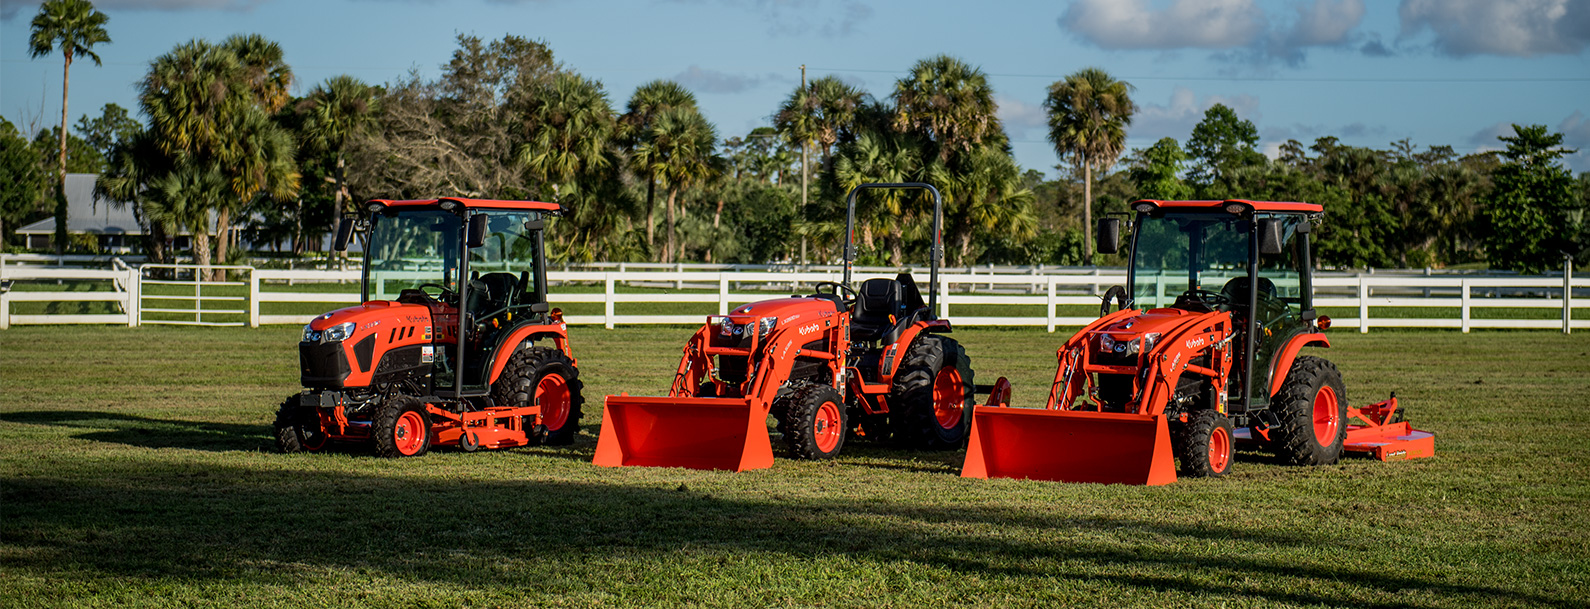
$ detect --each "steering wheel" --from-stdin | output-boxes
[1175,288,1230,312]
[1099,285,1129,317]
[416,283,456,303]
[813,281,858,308]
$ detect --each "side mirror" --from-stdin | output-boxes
[1258,218,1284,255]
[525,218,545,230]
[1097,218,1121,254]
[333,215,355,252]
[467,214,489,249]
[530,302,550,314]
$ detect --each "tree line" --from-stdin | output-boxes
[3,0,1586,274]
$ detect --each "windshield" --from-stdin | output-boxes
[363,209,461,302]
[1130,212,1250,309]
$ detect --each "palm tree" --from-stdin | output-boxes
[1044,67,1136,265]
[774,75,866,170]
[892,55,1003,165]
[643,107,723,263]
[516,73,615,190]
[298,75,378,253]
[29,0,111,254]
[146,160,228,271]
[620,80,696,253]
[832,132,922,266]
[931,145,1037,265]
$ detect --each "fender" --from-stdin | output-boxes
[1267,332,1330,396]
[486,322,576,386]
[879,319,951,384]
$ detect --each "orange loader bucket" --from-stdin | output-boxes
[593,395,775,472]
[961,406,1178,485]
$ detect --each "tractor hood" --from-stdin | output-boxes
[730,297,840,325]
[1097,308,1215,339]
[307,301,435,333]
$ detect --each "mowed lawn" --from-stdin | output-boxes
[1,324,1587,608]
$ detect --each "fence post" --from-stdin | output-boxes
[1046,277,1056,333]
[1359,275,1370,334]
[1565,256,1573,335]
[675,263,683,290]
[604,273,615,330]
[249,268,260,328]
[1460,279,1471,334]
[718,274,729,316]
[126,267,141,327]
[0,284,9,330]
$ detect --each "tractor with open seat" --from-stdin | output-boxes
[962,199,1434,484]
[593,183,978,471]
[274,198,583,457]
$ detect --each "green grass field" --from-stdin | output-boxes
[2,325,1587,608]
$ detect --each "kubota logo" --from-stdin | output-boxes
[1185,337,1206,349]
[798,323,821,336]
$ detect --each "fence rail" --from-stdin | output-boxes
[2,261,1584,332]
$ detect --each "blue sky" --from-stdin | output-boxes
[4,0,1588,175]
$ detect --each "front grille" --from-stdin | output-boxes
[300,341,352,388]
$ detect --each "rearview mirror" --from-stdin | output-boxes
[333,215,355,252]
[1258,218,1284,255]
[467,214,489,249]
[1097,218,1121,254]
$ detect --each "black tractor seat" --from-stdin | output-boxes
[850,273,930,344]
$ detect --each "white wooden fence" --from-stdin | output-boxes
[2,260,1585,333]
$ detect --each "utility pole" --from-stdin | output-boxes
[800,64,809,266]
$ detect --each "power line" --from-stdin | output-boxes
[810,66,1590,83]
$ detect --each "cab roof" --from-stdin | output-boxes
[1132,199,1323,214]
[366,198,565,214]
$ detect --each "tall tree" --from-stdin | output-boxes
[621,80,696,254]
[832,131,923,265]
[1127,137,1192,201]
[29,0,111,254]
[1,118,49,244]
[933,145,1037,265]
[1185,103,1264,191]
[74,103,139,162]
[1044,67,1136,265]
[642,106,722,263]
[775,75,866,170]
[1483,124,1579,274]
[297,75,378,252]
[892,55,1003,165]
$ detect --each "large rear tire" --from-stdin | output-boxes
[891,335,974,451]
[492,347,585,446]
[1176,409,1234,478]
[1270,355,1347,466]
[776,383,847,460]
[274,394,328,453]
[373,396,430,457]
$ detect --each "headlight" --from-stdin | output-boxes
[718,317,736,336]
[1140,333,1162,352]
[1099,334,1119,353]
[323,321,356,342]
[757,317,777,337]
[301,324,321,342]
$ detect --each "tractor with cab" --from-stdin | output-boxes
[963,199,1434,484]
[275,197,583,457]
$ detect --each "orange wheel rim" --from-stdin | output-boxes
[813,399,843,453]
[1209,425,1231,473]
[393,410,425,456]
[932,367,965,430]
[1312,386,1340,446]
[536,374,571,430]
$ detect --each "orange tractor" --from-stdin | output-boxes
[594,183,978,471]
[963,199,1434,484]
[275,198,583,457]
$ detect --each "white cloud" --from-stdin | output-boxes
[1059,0,1266,50]
[675,66,774,95]
[1060,0,1369,66]
[1132,86,1262,141]
[996,96,1047,141]
[1400,0,1590,57]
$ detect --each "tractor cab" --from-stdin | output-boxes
[1103,200,1320,408]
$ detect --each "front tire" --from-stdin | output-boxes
[1270,355,1348,466]
[492,347,585,446]
[274,394,328,453]
[891,335,974,450]
[776,383,848,460]
[374,396,431,457]
[1176,410,1234,477]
